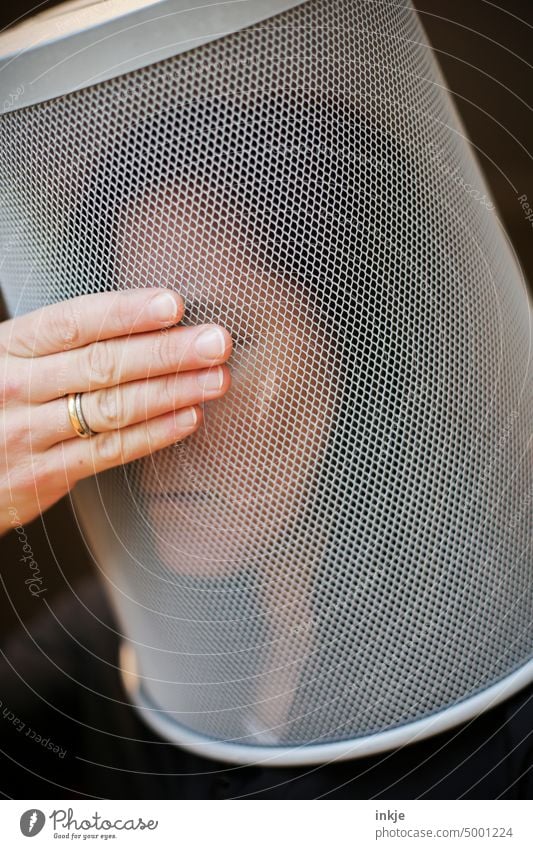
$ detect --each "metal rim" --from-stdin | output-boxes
[119,641,533,766]
[0,0,307,114]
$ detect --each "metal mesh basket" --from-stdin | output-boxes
[0,0,531,764]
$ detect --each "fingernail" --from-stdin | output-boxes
[149,292,179,323]
[197,366,224,392]
[194,326,227,359]
[174,406,198,429]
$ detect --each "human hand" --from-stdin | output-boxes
[0,287,232,535]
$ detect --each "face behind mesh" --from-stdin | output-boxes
[0,0,531,757]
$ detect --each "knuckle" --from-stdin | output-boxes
[86,340,117,388]
[1,368,27,405]
[94,430,124,465]
[150,330,174,373]
[95,386,122,429]
[52,301,82,350]
[160,373,179,410]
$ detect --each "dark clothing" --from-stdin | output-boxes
[0,579,531,799]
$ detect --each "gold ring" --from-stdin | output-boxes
[67,392,95,439]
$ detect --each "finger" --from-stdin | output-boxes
[30,323,233,403]
[2,288,184,358]
[58,405,203,484]
[35,365,230,448]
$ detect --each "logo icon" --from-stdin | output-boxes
[20,810,46,837]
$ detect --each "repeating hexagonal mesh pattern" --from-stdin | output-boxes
[0,0,532,756]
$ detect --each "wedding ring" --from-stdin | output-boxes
[67,392,95,438]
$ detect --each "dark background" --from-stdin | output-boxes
[0,0,532,638]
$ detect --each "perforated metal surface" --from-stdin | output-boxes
[0,0,532,761]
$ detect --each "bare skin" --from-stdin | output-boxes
[0,287,232,535]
